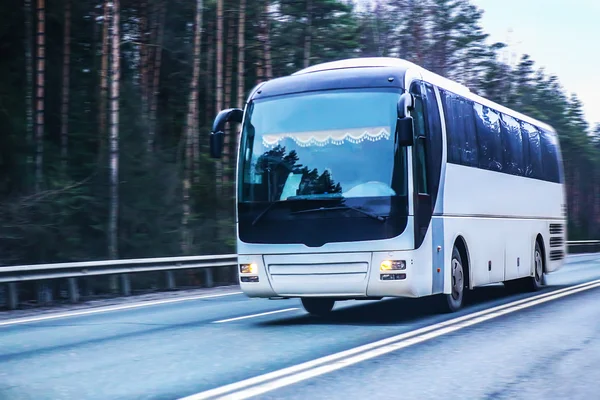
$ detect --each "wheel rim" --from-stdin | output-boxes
[451,258,464,300]
[534,248,543,283]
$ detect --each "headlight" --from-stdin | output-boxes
[240,263,258,274]
[380,260,406,271]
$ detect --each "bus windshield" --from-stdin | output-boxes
[238,89,406,204]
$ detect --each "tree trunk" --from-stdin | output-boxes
[34,0,45,192]
[264,1,272,79]
[224,15,234,109]
[216,0,223,113]
[140,0,149,152]
[149,0,166,153]
[182,0,204,255]
[204,27,214,128]
[99,1,110,161]
[109,0,120,260]
[192,2,202,185]
[223,13,235,189]
[60,0,71,176]
[24,0,34,188]
[235,0,246,184]
[236,0,246,109]
[303,0,312,68]
[215,0,224,197]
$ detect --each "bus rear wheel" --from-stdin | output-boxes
[301,298,335,316]
[440,245,466,313]
[524,240,544,291]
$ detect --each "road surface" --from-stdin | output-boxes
[1,254,600,400]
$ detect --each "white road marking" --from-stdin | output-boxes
[179,278,600,400]
[0,291,243,327]
[212,308,300,324]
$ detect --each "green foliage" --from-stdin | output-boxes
[1,0,599,270]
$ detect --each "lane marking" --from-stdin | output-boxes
[212,308,300,324]
[179,278,600,400]
[0,291,243,327]
[227,281,600,399]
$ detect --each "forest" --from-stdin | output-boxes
[1,0,599,270]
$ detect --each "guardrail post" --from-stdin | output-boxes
[109,275,119,293]
[120,274,131,296]
[37,282,53,305]
[204,268,214,288]
[67,278,79,303]
[6,283,18,310]
[165,271,175,290]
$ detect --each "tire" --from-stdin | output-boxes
[301,298,335,316]
[524,240,544,291]
[440,245,466,313]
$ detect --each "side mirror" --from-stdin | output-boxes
[209,108,244,159]
[397,92,414,119]
[396,92,415,147]
[396,117,414,147]
[210,131,224,158]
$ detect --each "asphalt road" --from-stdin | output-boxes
[1,254,600,400]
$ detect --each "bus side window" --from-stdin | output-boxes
[500,113,524,176]
[412,96,429,195]
[540,129,562,183]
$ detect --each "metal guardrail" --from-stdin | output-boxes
[0,241,598,310]
[0,254,238,284]
[0,254,237,310]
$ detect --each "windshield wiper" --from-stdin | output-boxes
[251,194,346,226]
[252,200,288,226]
[290,204,387,222]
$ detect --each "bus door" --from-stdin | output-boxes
[409,81,445,294]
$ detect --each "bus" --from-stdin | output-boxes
[208,57,567,316]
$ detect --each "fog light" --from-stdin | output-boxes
[380,273,406,281]
[380,260,406,271]
[240,263,258,274]
[241,276,259,283]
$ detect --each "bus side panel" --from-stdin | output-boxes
[416,220,435,297]
[443,164,563,287]
[431,216,445,294]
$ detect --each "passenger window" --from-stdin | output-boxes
[460,100,479,167]
[522,122,543,179]
[500,114,524,176]
[473,103,503,172]
[540,129,562,183]
[440,91,478,167]
[441,91,464,164]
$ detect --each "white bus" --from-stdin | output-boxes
[209,57,567,315]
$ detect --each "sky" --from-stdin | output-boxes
[355,0,600,128]
[471,0,599,128]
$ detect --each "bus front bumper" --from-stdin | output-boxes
[237,251,423,299]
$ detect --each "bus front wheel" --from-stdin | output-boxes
[441,245,466,313]
[301,298,335,316]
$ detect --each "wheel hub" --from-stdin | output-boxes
[451,259,463,300]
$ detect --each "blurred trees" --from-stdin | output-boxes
[0,0,598,271]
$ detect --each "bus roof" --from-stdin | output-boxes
[293,57,556,134]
